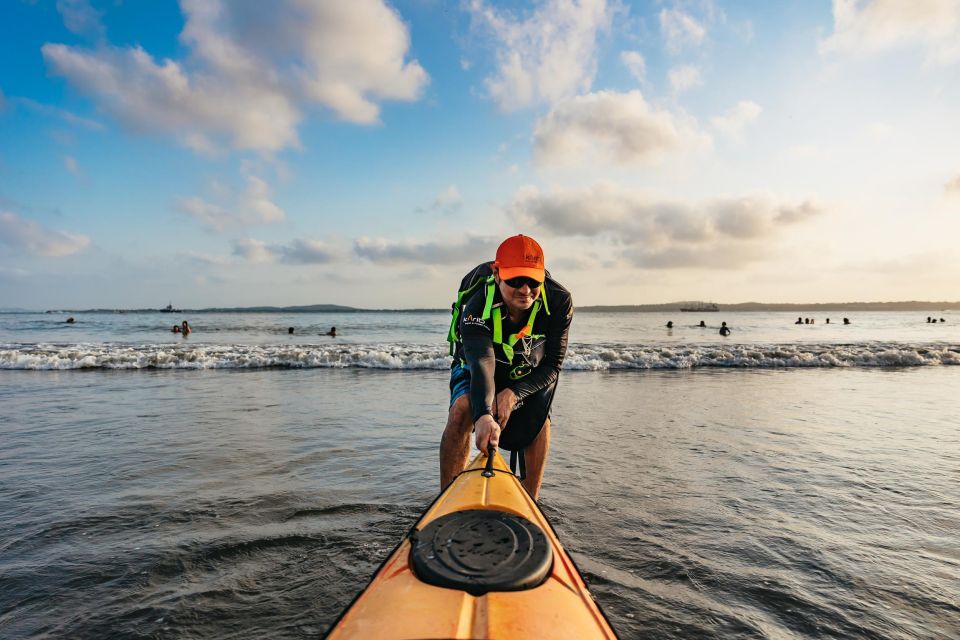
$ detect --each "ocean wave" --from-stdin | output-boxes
[1,342,958,371]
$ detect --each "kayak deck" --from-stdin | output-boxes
[326,451,617,639]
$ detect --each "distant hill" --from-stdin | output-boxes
[578,301,960,312]
[43,300,960,314]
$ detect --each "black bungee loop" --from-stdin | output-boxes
[481,444,495,477]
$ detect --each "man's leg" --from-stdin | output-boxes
[440,394,473,490]
[520,419,551,500]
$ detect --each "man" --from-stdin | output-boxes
[440,234,573,500]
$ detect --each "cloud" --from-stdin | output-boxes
[274,238,341,264]
[0,211,91,257]
[56,0,105,40]
[466,0,614,111]
[64,155,79,175]
[668,64,701,93]
[660,7,706,53]
[42,0,428,153]
[532,90,709,167]
[711,100,762,135]
[431,184,462,214]
[231,238,273,263]
[177,174,285,231]
[354,235,498,265]
[820,0,960,64]
[620,50,646,82]
[507,182,823,268]
[946,174,960,194]
[231,237,342,264]
[17,98,104,130]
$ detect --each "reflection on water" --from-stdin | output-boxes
[1,367,958,638]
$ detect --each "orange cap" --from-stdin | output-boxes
[495,234,545,281]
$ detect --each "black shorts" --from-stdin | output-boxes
[449,362,557,451]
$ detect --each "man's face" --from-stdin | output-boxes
[494,268,541,316]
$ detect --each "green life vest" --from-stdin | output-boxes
[447,275,551,363]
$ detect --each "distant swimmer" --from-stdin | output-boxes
[719,321,731,336]
[65,317,75,324]
[666,321,674,328]
[941,318,946,323]
[699,320,706,327]
[826,318,830,324]
[843,317,851,325]
[181,320,191,335]
[795,317,803,325]
[926,316,932,323]
[288,327,295,334]
[171,325,181,333]
[325,326,337,337]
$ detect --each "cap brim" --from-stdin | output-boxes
[498,266,545,281]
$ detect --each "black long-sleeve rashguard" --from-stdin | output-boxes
[454,273,573,450]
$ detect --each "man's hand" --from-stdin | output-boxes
[494,387,518,428]
[474,414,501,452]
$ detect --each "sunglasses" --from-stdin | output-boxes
[503,276,543,290]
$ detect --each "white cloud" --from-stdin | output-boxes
[177,174,285,232]
[231,238,273,263]
[17,98,104,130]
[431,184,462,214]
[533,90,709,167]
[354,235,498,265]
[64,155,80,175]
[507,182,822,268]
[177,197,234,232]
[231,237,343,264]
[42,0,428,153]
[0,211,91,257]
[620,50,646,83]
[820,0,960,64]
[660,7,706,53]
[668,64,701,93]
[274,238,341,264]
[467,0,614,111]
[56,0,105,40]
[711,100,762,135]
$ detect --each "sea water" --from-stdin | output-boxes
[0,310,958,638]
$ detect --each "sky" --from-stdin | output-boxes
[1,0,959,310]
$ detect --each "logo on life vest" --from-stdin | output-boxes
[463,313,486,328]
[509,364,531,380]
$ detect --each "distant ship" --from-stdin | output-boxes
[161,303,182,313]
[680,302,719,312]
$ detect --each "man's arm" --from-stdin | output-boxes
[461,319,498,424]
[509,291,573,401]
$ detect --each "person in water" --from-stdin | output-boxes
[843,317,851,325]
[181,320,191,335]
[719,321,731,336]
[171,325,181,333]
[699,320,706,327]
[441,234,572,500]
[795,317,803,325]
[666,321,674,328]
[325,326,337,337]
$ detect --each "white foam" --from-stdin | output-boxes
[1,342,958,371]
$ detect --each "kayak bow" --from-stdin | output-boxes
[326,449,618,639]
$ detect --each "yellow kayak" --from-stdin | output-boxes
[326,450,618,639]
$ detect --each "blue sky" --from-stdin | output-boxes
[1,0,959,309]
